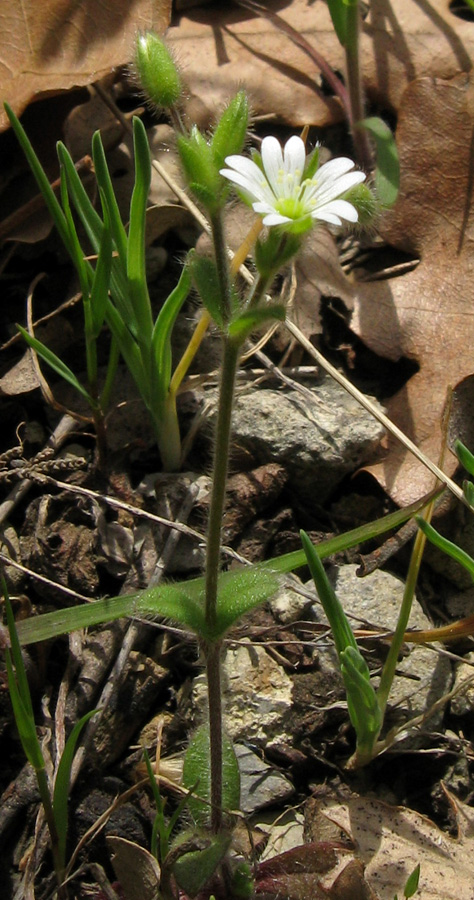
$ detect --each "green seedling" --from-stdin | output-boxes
[301,530,382,764]
[301,486,438,767]
[3,581,95,889]
[5,105,191,472]
[394,862,421,899]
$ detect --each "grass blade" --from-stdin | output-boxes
[358,116,400,208]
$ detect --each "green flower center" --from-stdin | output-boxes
[275,197,307,219]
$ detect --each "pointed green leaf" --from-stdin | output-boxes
[404,863,421,898]
[92,130,128,269]
[300,530,358,656]
[182,725,240,826]
[4,590,44,769]
[5,650,44,769]
[104,300,148,402]
[188,251,226,329]
[455,439,474,477]
[59,167,92,301]
[358,116,400,208]
[4,103,71,255]
[90,192,113,336]
[326,0,352,47]
[17,325,94,405]
[127,117,153,345]
[416,517,474,580]
[58,142,133,328]
[151,265,191,404]
[228,304,285,343]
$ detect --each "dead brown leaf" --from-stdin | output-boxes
[167,0,474,128]
[0,0,171,131]
[107,836,161,900]
[315,788,474,900]
[350,73,474,505]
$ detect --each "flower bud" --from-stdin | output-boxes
[342,181,378,227]
[135,31,182,109]
[211,91,249,169]
[178,126,223,212]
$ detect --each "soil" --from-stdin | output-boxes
[1,84,473,900]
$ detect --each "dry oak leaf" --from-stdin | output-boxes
[167,0,474,129]
[350,73,474,506]
[0,0,171,131]
[318,789,474,900]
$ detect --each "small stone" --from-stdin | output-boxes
[191,640,293,744]
[213,378,385,504]
[235,744,294,814]
[269,581,313,625]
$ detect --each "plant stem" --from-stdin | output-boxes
[206,639,224,833]
[344,1,372,171]
[210,211,233,326]
[205,337,240,633]
[204,335,240,833]
[156,393,182,472]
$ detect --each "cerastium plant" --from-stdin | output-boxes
[6,27,431,899]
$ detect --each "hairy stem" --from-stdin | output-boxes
[206,639,224,833]
[210,211,233,326]
[205,337,240,633]
[204,336,240,832]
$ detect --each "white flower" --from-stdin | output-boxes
[220,135,366,231]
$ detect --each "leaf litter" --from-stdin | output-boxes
[351,72,474,504]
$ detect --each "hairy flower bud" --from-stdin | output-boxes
[210,91,249,169]
[342,181,378,228]
[135,31,182,109]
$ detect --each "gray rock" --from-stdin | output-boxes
[310,565,453,730]
[191,640,293,744]
[269,580,314,624]
[235,744,294,814]
[220,378,385,503]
